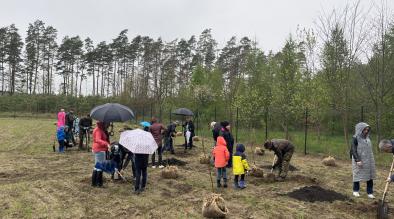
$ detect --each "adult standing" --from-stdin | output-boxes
[149,117,166,168]
[211,121,221,146]
[134,152,149,194]
[184,118,195,150]
[350,122,376,199]
[65,109,76,146]
[263,139,295,181]
[221,121,234,168]
[164,121,177,154]
[79,114,93,149]
[91,121,110,187]
[57,109,66,128]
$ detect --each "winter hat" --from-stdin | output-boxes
[221,121,230,128]
[236,144,245,153]
[210,121,216,129]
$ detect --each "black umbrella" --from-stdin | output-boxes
[90,103,134,123]
[173,108,194,116]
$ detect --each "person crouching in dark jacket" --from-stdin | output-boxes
[264,139,295,181]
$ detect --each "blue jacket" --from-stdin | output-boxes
[57,126,65,141]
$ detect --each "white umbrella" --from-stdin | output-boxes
[119,129,158,154]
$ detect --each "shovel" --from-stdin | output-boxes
[270,155,277,173]
[378,155,394,219]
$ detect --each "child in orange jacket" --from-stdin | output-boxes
[212,136,230,188]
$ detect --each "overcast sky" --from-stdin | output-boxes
[1,0,391,52]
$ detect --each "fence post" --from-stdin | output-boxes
[150,103,153,118]
[169,108,172,122]
[196,110,199,136]
[265,107,268,140]
[159,106,162,122]
[214,105,217,121]
[304,107,308,155]
[236,107,239,143]
[361,106,364,122]
[142,107,145,121]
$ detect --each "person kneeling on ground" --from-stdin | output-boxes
[263,139,295,181]
[212,136,230,188]
[233,143,250,189]
[350,122,375,199]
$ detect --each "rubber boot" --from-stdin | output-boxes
[217,180,221,188]
[223,178,228,188]
[97,171,103,187]
[234,179,240,189]
[239,180,246,189]
[91,170,97,187]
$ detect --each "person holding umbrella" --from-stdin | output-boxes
[119,129,159,194]
[149,117,166,169]
[91,121,110,187]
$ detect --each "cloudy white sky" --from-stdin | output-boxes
[1,0,391,52]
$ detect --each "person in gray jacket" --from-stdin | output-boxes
[350,122,376,199]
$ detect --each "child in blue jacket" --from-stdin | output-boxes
[57,126,66,153]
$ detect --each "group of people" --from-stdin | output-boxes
[56,109,93,152]
[88,116,197,194]
[56,109,389,199]
[210,121,296,189]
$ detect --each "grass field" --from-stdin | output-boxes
[0,117,392,218]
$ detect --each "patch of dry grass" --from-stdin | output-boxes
[0,118,391,218]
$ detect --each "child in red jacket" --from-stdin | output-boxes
[212,136,230,188]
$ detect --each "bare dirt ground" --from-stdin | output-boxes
[0,118,392,218]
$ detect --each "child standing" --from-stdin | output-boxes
[57,126,66,153]
[212,136,230,188]
[233,144,250,189]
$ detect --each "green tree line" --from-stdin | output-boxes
[1,2,394,145]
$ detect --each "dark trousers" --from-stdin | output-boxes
[226,147,233,168]
[58,140,65,153]
[78,129,88,148]
[164,137,174,154]
[234,174,245,183]
[185,133,194,150]
[152,145,163,166]
[134,154,149,191]
[353,180,373,194]
[66,129,76,146]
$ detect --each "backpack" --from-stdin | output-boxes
[349,137,358,159]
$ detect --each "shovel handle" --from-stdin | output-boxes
[271,155,277,173]
[382,155,394,202]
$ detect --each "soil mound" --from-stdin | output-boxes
[161,158,188,166]
[287,185,348,203]
[261,164,298,171]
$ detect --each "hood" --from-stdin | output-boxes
[97,121,105,130]
[216,136,227,147]
[354,122,370,138]
[236,144,245,153]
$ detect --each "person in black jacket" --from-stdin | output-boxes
[221,121,234,168]
[211,122,221,146]
[65,110,76,146]
[164,122,177,154]
[79,114,93,149]
[184,118,195,150]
